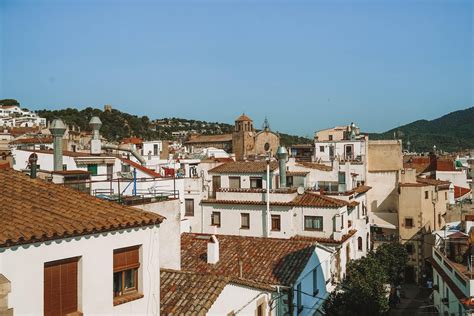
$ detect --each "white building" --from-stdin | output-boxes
[0,105,46,127]
[0,168,164,315]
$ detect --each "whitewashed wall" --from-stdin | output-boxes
[208,284,272,315]
[0,225,160,315]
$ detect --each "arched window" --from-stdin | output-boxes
[358,237,363,251]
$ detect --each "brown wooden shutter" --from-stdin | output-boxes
[44,257,79,316]
[114,246,140,272]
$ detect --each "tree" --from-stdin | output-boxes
[374,242,408,285]
[323,255,390,316]
[0,99,20,106]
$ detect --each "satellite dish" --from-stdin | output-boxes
[297,186,305,195]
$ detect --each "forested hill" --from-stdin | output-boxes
[369,107,474,152]
[34,107,312,146]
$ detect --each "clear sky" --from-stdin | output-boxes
[0,0,472,137]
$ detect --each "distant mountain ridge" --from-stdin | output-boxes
[370,107,474,152]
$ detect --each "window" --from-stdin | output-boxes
[62,164,67,171]
[153,144,158,156]
[113,246,141,302]
[212,176,221,198]
[341,214,344,229]
[297,283,302,313]
[44,257,79,316]
[425,191,429,199]
[211,212,221,227]
[257,303,263,316]
[87,164,98,176]
[287,176,294,187]
[358,237,363,251]
[241,213,250,229]
[438,213,442,227]
[185,199,194,216]
[405,218,414,228]
[406,243,414,255]
[445,192,448,200]
[319,146,324,152]
[229,177,241,189]
[329,135,333,141]
[250,177,263,189]
[312,269,318,296]
[121,163,131,173]
[338,172,346,184]
[304,216,323,231]
[271,215,281,231]
[107,164,114,181]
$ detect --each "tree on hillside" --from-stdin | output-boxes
[374,242,408,285]
[323,255,390,316]
[0,99,20,106]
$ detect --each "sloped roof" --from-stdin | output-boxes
[184,134,233,144]
[160,269,229,315]
[10,136,53,145]
[295,162,332,172]
[455,186,471,199]
[235,114,252,122]
[209,161,279,174]
[181,233,315,287]
[119,158,161,178]
[0,169,164,248]
[292,192,349,208]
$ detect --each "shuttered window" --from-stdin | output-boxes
[185,199,194,216]
[44,257,79,316]
[113,246,140,299]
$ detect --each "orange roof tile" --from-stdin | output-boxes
[0,169,164,248]
[119,158,161,178]
[295,162,332,171]
[455,186,471,199]
[209,161,279,174]
[235,114,252,122]
[184,134,233,144]
[161,269,229,315]
[291,229,357,245]
[181,233,315,287]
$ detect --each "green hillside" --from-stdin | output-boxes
[34,107,311,146]
[370,107,474,152]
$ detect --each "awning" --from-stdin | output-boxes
[370,213,397,230]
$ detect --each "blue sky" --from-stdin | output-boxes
[0,0,472,137]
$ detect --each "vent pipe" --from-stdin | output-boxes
[276,146,288,188]
[49,119,66,171]
[89,116,102,154]
[207,235,219,264]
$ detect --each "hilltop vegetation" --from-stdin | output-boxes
[370,107,474,152]
[35,107,312,146]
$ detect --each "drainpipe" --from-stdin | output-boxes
[49,119,66,171]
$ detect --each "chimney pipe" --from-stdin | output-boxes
[89,116,102,155]
[49,119,66,172]
[276,146,288,188]
[207,235,219,264]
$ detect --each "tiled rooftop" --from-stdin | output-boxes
[185,134,233,144]
[291,229,358,245]
[160,269,228,315]
[208,161,279,174]
[181,233,315,287]
[295,162,332,171]
[0,169,164,248]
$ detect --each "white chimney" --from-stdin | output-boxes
[207,235,219,264]
[449,183,455,205]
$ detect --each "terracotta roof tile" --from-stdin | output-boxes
[291,229,357,245]
[235,114,252,122]
[292,192,349,208]
[209,161,279,174]
[0,169,164,248]
[295,162,332,171]
[286,171,310,176]
[181,233,315,287]
[455,186,471,199]
[185,134,233,144]
[119,158,161,178]
[10,136,53,145]
[160,269,229,315]
[416,177,451,186]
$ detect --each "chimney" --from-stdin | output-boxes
[89,116,102,155]
[448,183,455,205]
[276,146,288,188]
[207,235,219,264]
[49,119,66,172]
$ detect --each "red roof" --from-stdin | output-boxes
[455,186,471,199]
[119,158,161,178]
[122,137,143,145]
